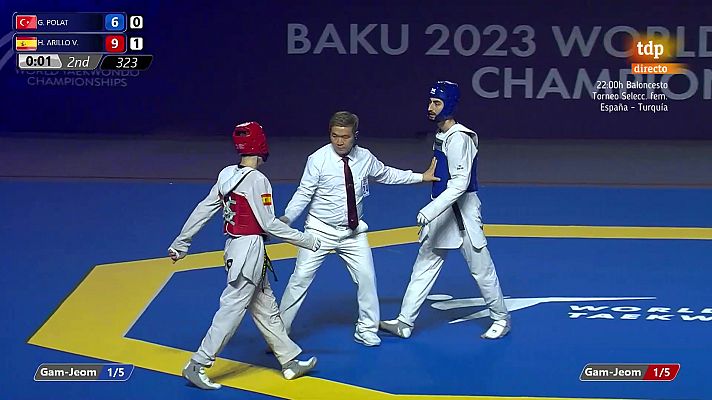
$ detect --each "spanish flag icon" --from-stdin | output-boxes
[16,36,38,51]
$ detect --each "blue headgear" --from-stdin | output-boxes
[429,81,460,122]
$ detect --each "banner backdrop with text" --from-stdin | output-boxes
[2,0,711,139]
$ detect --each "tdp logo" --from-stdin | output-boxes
[636,40,664,59]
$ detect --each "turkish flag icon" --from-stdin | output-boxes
[16,15,38,30]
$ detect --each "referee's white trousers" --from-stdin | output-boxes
[397,231,509,326]
[279,217,379,336]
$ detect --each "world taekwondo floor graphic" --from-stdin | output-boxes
[4,178,710,400]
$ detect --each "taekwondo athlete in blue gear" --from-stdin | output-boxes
[380,81,511,340]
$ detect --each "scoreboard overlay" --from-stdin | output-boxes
[13,12,152,71]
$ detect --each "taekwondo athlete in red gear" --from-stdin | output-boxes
[167,122,320,390]
[276,111,440,347]
[380,81,511,340]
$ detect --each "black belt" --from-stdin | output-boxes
[260,244,278,291]
[452,203,465,231]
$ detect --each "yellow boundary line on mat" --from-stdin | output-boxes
[28,224,712,400]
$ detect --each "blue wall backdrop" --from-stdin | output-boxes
[2,0,712,139]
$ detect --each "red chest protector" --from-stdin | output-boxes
[222,192,265,237]
[221,169,265,237]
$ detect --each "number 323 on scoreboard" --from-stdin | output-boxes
[100,55,153,70]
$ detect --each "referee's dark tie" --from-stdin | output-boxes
[342,156,359,230]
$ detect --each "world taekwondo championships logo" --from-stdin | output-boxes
[427,294,712,322]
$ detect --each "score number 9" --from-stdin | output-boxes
[105,35,126,53]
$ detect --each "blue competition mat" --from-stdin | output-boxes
[2,180,711,399]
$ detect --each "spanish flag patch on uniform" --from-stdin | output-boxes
[261,194,272,206]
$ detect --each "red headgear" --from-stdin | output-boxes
[232,122,269,161]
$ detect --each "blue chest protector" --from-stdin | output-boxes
[431,135,478,198]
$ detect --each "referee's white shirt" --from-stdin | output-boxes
[284,144,423,227]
